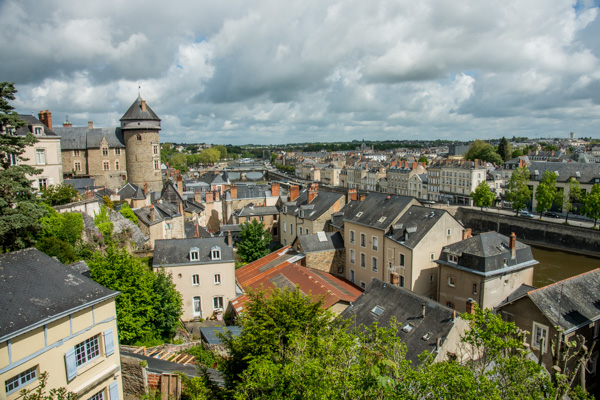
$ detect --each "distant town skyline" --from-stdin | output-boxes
[2,0,600,145]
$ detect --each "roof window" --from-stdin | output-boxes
[190,246,200,261]
[371,306,385,316]
[211,245,221,260]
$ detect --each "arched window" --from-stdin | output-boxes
[211,246,221,260]
[189,246,200,261]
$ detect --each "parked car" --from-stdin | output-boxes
[519,210,535,218]
[544,211,561,218]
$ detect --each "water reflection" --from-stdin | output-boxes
[532,246,600,287]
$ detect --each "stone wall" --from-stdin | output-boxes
[305,249,346,276]
[121,355,148,396]
[455,208,600,257]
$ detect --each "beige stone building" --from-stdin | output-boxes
[294,231,346,276]
[437,232,537,313]
[133,203,185,249]
[386,162,427,196]
[153,238,236,321]
[0,249,122,400]
[427,159,487,205]
[383,206,466,300]
[232,204,280,242]
[279,184,346,247]
[344,193,420,289]
[222,183,281,225]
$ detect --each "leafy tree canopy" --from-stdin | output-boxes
[534,170,559,217]
[506,166,531,215]
[40,183,79,206]
[471,180,496,210]
[582,183,600,228]
[497,136,513,162]
[39,205,83,246]
[119,202,138,224]
[418,155,429,165]
[464,140,503,165]
[236,219,272,263]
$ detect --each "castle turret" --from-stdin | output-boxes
[120,95,162,192]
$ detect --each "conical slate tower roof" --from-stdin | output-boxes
[120,95,160,121]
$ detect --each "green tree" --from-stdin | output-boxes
[582,183,600,228]
[418,155,429,165]
[506,167,531,215]
[119,202,138,224]
[152,268,183,339]
[464,140,503,165]
[40,183,79,206]
[19,372,76,400]
[214,145,228,159]
[35,237,79,264]
[534,170,559,218]
[169,153,189,172]
[270,152,278,164]
[39,205,84,246]
[497,137,513,162]
[512,148,523,158]
[0,82,48,252]
[94,205,114,242]
[471,180,496,210]
[236,219,272,263]
[197,147,221,165]
[563,178,582,223]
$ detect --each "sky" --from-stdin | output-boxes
[2,0,600,145]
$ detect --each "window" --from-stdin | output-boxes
[399,275,405,287]
[283,221,287,232]
[448,275,456,287]
[102,147,108,156]
[192,274,200,286]
[38,178,47,189]
[73,149,80,157]
[473,283,477,295]
[153,144,159,155]
[372,257,378,272]
[114,148,121,155]
[430,253,435,261]
[360,253,366,268]
[190,247,200,261]
[360,233,366,247]
[298,226,302,235]
[447,228,451,236]
[165,222,173,230]
[448,254,458,263]
[429,274,434,284]
[350,269,355,283]
[360,281,366,289]
[9,153,17,166]
[136,134,142,141]
[400,253,405,266]
[305,228,309,235]
[115,161,119,170]
[213,296,224,310]
[350,230,355,244]
[211,246,221,260]
[214,274,221,285]
[154,160,160,170]
[88,389,105,400]
[372,236,378,251]
[5,366,37,395]
[446,302,455,309]
[532,322,549,352]
[36,149,46,165]
[34,127,42,135]
[74,161,82,172]
[75,335,100,367]
[290,224,293,234]
[103,161,110,170]
[350,249,355,264]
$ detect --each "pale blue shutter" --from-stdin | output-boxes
[109,381,119,400]
[103,328,115,356]
[65,348,77,381]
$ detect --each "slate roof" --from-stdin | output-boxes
[340,279,459,364]
[234,205,279,218]
[438,232,538,277]
[282,188,344,221]
[153,237,234,267]
[200,326,243,345]
[496,283,537,308]
[344,193,417,231]
[298,231,344,253]
[120,95,161,121]
[134,202,181,226]
[386,206,454,249]
[53,126,126,149]
[329,200,361,230]
[65,178,96,193]
[224,184,273,201]
[527,161,600,184]
[0,248,118,341]
[184,221,213,239]
[16,114,57,136]
[526,269,600,333]
[118,182,146,200]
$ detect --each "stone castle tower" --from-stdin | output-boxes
[121,95,162,192]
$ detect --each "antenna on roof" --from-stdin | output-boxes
[138,85,141,97]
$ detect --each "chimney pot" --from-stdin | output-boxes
[88,121,93,130]
[422,302,426,318]
[509,232,517,259]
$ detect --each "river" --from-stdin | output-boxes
[532,246,600,287]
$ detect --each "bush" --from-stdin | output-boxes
[119,203,138,224]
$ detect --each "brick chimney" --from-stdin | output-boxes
[412,162,417,170]
[348,188,358,201]
[143,182,149,196]
[206,191,214,203]
[194,190,203,203]
[178,201,183,214]
[462,228,472,240]
[149,205,155,222]
[359,193,367,201]
[466,298,476,314]
[88,121,93,130]
[230,184,238,199]
[271,182,280,197]
[176,174,183,194]
[38,110,52,130]
[308,183,318,203]
[290,185,300,202]
[141,100,147,112]
[226,230,233,247]
[390,273,399,285]
[509,232,517,259]
[214,190,220,202]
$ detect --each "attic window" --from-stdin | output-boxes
[422,332,433,341]
[371,306,384,316]
[190,247,200,261]
[34,127,42,135]
[377,216,387,223]
[402,323,414,333]
[211,245,221,260]
[448,254,458,263]
[356,212,363,218]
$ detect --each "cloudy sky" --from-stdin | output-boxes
[2,0,600,145]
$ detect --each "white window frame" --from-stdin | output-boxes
[213,296,224,310]
[360,253,366,268]
[372,236,378,251]
[532,322,549,352]
[372,256,378,272]
[154,160,160,170]
[35,148,46,165]
[4,366,38,395]
[115,161,119,170]
[114,148,121,155]
[448,254,458,263]
[34,126,42,135]
[88,389,105,400]
[38,178,48,189]
[102,147,109,156]
[448,275,456,287]
[214,274,221,285]
[74,161,82,172]
[74,335,101,367]
[350,230,355,244]
[350,249,355,264]
[103,161,110,171]
[193,296,202,317]
[211,246,221,260]
[73,149,80,157]
[192,274,200,286]
[190,247,200,261]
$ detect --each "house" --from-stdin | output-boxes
[427,159,487,205]
[232,204,280,242]
[4,112,63,190]
[436,232,538,313]
[383,206,466,300]
[117,182,149,208]
[222,183,281,225]
[340,279,470,364]
[152,237,236,321]
[344,193,420,289]
[294,231,345,276]
[0,249,122,400]
[279,183,346,247]
[232,247,362,315]
[133,202,185,249]
[386,162,427,196]
[496,269,600,393]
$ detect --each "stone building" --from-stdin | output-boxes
[294,231,345,276]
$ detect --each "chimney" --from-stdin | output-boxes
[176,174,183,194]
[348,188,358,201]
[230,184,238,199]
[308,183,318,203]
[226,230,233,247]
[178,201,183,214]
[143,182,149,196]
[206,191,214,203]
[452,310,456,321]
[462,228,472,240]
[466,298,476,315]
[194,222,200,238]
[149,205,155,222]
[421,302,426,318]
[509,232,517,259]
[436,337,442,351]
[290,185,300,202]
[38,110,52,130]
[359,193,367,201]
[141,100,147,112]
[271,182,280,197]
[194,190,203,203]
[412,162,417,170]
[214,190,220,202]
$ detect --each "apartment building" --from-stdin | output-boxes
[386,162,427,196]
[427,159,487,205]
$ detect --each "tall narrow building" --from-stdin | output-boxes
[121,95,162,192]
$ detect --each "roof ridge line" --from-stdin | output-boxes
[528,268,600,294]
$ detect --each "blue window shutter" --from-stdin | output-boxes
[104,328,115,356]
[109,381,119,400]
[65,348,77,381]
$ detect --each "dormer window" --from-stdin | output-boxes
[211,246,221,260]
[448,254,458,263]
[34,127,42,135]
[190,246,200,261]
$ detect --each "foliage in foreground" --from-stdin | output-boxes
[18,372,76,400]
